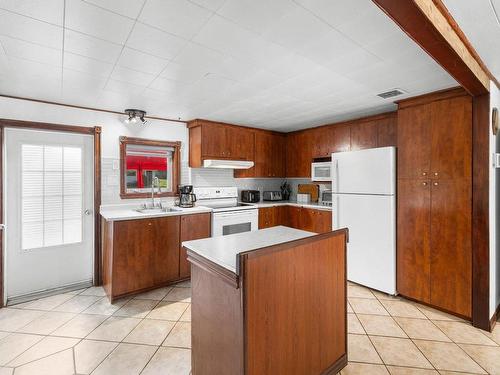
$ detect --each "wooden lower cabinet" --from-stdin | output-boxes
[179,213,211,279]
[258,206,332,233]
[102,213,211,301]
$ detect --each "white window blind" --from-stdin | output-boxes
[21,144,83,250]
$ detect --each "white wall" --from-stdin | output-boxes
[490,81,500,317]
[0,97,189,204]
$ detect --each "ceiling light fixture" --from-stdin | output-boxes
[124,109,148,125]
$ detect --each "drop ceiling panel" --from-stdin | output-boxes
[0,0,457,131]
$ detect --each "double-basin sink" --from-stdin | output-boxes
[134,207,182,214]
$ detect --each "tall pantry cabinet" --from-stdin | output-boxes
[397,91,472,318]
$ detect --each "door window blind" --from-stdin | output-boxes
[21,144,83,250]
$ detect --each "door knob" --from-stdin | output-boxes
[434,172,438,176]
[422,182,428,186]
[84,209,93,215]
[422,172,427,176]
[433,182,439,186]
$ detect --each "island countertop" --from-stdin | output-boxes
[182,226,316,275]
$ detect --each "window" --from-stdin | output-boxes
[120,137,181,199]
[21,144,83,250]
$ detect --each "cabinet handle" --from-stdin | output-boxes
[148,222,152,226]
[433,182,439,186]
[422,182,428,186]
[434,172,438,176]
[422,172,427,176]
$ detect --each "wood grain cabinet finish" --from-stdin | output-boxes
[188,120,255,167]
[397,92,472,318]
[179,213,211,279]
[189,230,348,375]
[102,213,211,301]
[261,206,332,233]
[237,131,286,178]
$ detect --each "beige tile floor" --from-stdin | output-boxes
[0,281,499,374]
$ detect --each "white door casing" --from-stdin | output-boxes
[4,128,94,302]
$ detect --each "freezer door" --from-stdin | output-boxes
[332,147,395,195]
[332,193,396,295]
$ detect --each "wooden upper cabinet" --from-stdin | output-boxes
[286,131,312,178]
[397,179,431,304]
[188,120,255,167]
[312,127,334,158]
[331,125,351,153]
[350,122,377,151]
[201,122,228,158]
[377,115,397,147]
[397,104,432,179]
[430,96,472,180]
[227,126,254,160]
[179,213,211,279]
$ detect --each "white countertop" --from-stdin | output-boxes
[100,205,212,221]
[183,226,315,274]
[245,200,332,211]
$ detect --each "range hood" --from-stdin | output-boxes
[203,159,254,169]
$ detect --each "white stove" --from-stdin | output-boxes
[194,187,258,236]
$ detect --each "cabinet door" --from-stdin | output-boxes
[227,127,254,160]
[287,206,302,229]
[430,96,472,180]
[286,133,299,177]
[113,219,157,296]
[314,210,332,233]
[377,116,397,147]
[331,125,351,153]
[271,134,286,177]
[397,105,432,179]
[153,216,180,284]
[258,207,275,229]
[180,213,211,279]
[255,132,272,177]
[299,208,315,232]
[297,132,313,178]
[397,179,431,304]
[312,127,333,158]
[430,179,471,318]
[350,122,377,151]
[202,123,227,158]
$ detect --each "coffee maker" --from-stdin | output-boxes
[177,185,197,208]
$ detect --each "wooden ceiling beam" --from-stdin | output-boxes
[372,0,492,96]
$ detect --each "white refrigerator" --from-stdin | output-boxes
[331,147,396,295]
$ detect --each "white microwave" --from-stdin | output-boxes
[311,161,332,182]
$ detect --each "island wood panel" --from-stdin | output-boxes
[179,213,211,279]
[430,179,472,318]
[397,179,431,304]
[242,231,347,375]
[191,260,244,375]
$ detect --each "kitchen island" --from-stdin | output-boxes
[183,226,348,375]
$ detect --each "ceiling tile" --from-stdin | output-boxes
[82,0,145,18]
[103,78,146,95]
[190,0,226,12]
[297,29,359,66]
[0,35,62,66]
[262,5,332,51]
[0,0,64,25]
[63,68,108,90]
[294,0,371,29]
[110,65,156,86]
[0,9,62,49]
[148,77,189,96]
[117,47,169,75]
[64,30,122,64]
[65,0,135,44]
[160,61,206,84]
[126,23,186,60]
[217,0,296,36]
[63,52,114,78]
[139,0,212,39]
[193,15,289,66]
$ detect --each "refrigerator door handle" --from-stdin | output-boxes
[332,158,339,192]
[334,195,340,230]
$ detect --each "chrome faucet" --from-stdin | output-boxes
[150,177,160,208]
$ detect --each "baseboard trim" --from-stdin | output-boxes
[322,353,348,375]
[490,303,500,331]
[6,280,93,306]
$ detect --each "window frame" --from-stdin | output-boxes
[119,136,181,199]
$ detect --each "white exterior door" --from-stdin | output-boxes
[5,128,94,303]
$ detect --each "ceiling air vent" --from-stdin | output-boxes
[377,89,406,99]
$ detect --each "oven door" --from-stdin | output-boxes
[212,209,259,237]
